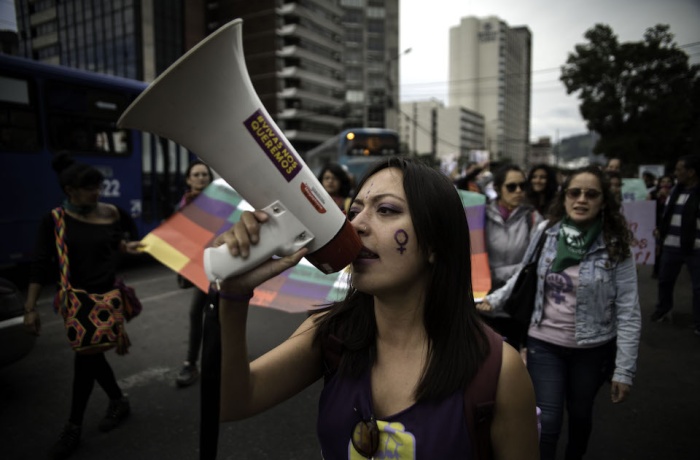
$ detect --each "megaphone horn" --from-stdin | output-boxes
[118,18,361,281]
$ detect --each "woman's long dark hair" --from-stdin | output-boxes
[548,166,632,262]
[312,157,489,401]
[317,163,352,198]
[526,163,558,215]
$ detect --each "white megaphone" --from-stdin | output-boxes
[118,18,361,282]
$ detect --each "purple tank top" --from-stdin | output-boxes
[317,368,472,459]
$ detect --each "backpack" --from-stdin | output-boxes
[322,325,503,460]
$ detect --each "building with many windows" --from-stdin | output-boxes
[340,0,399,131]
[207,0,346,153]
[13,0,205,82]
[399,100,484,159]
[449,16,531,165]
[10,0,400,154]
[206,0,399,153]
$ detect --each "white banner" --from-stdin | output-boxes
[621,200,656,265]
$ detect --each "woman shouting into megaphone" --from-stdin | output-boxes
[215,157,539,460]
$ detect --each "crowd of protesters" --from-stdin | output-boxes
[446,153,698,459]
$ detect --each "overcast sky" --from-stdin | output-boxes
[399,0,700,142]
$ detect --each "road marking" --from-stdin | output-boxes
[121,274,178,288]
[138,290,189,303]
[40,289,186,327]
[34,273,177,306]
[38,287,182,308]
[0,316,24,329]
[118,366,172,390]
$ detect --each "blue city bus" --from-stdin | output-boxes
[304,128,402,182]
[0,54,192,269]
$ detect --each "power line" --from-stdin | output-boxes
[401,40,700,92]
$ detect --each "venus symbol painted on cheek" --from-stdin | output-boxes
[394,229,408,254]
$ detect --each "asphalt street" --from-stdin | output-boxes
[0,261,697,459]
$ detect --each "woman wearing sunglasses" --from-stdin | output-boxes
[479,166,641,460]
[482,164,543,348]
[215,157,539,459]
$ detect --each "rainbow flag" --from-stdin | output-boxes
[458,190,491,301]
[141,181,490,313]
[140,180,245,293]
[140,180,348,313]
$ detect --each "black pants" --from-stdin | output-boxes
[200,289,221,460]
[186,288,209,364]
[69,352,123,425]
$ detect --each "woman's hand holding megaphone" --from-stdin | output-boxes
[213,210,309,299]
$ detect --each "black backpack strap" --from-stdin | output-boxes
[464,325,503,460]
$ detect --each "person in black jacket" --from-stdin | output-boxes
[23,153,142,459]
[651,154,700,336]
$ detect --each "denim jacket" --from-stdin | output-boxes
[485,221,642,385]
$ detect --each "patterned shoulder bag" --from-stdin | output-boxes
[51,207,130,355]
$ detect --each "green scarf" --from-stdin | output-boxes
[63,199,96,216]
[551,217,603,273]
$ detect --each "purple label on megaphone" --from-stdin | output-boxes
[244,110,302,182]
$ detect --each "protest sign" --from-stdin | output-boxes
[621,200,656,265]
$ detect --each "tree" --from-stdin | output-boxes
[561,24,700,169]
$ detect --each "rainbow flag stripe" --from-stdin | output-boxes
[458,190,490,301]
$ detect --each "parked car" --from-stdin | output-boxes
[0,278,36,368]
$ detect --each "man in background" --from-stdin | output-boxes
[651,154,700,337]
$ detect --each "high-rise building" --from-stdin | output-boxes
[206,0,400,154]
[340,0,400,131]
[11,0,400,154]
[449,16,531,165]
[205,0,346,153]
[13,0,205,81]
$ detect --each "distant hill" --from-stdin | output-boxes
[558,132,601,162]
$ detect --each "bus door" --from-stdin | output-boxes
[139,131,192,236]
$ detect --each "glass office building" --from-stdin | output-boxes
[14,0,195,82]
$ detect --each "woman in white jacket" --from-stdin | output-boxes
[482,164,542,347]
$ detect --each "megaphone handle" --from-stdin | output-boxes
[203,201,314,282]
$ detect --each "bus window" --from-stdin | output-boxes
[45,82,132,155]
[0,54,196,269]
[0,75,41,152]
[140,132,191,224]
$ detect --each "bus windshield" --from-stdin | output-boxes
[305,128,402,182]
[343,131,400,157]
